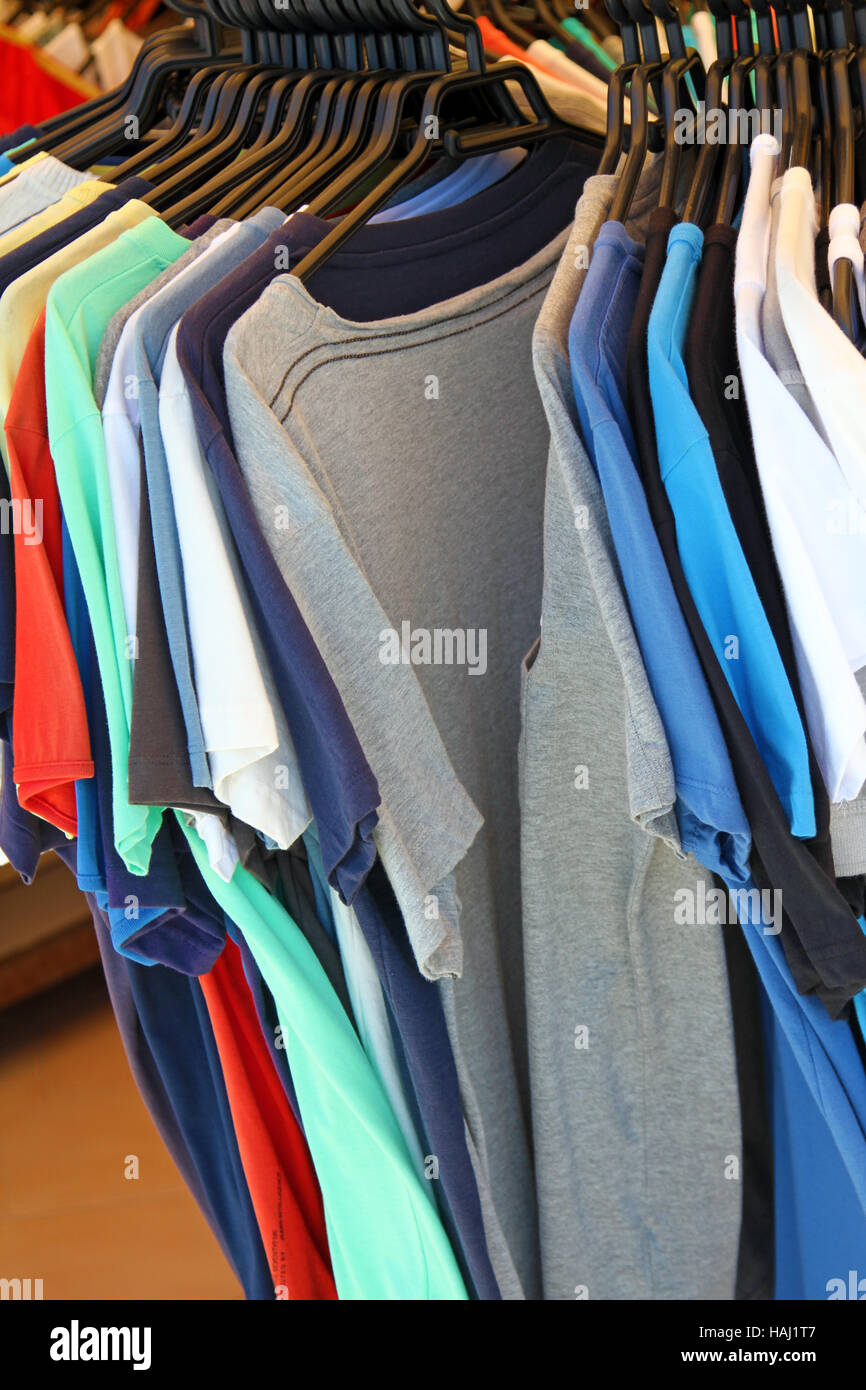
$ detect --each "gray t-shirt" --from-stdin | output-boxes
[222,232,578,1299]
[526,166,741,1300]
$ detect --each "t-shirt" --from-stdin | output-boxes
[762,176,831,446]
[200,936,338,1300]
[568,218,752,882]
[93,218,235,410]
[81,880,252,1286]
[44,214,192,876]
[369,149,525,224]
[0,196,157,472]
[0,176,152,301]
[648,221,817,841]
[683,219,843,902]
[130,212,284,810]
[159,320,313,851]
[180,824,470,1300]
[626,202,866,1297]
[0,179,111,261]
[530,175,740,1300]
[0,738,69,881]
[732,136,866,809]
[179,246,383,902]
[761,170,866,875]
[7,310,92,832]
[296,139,597,320]
[131,445,239,888]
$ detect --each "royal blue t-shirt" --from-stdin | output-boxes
[568,219,752,883]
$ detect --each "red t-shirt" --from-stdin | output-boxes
[0,32,92,129]
[7,309,93,833]
[200,937,337,1300]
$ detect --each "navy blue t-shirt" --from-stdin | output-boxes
[176,268,380,907]
[0,126,39,159]
[288,136,597,321]
[92,880,271,1299]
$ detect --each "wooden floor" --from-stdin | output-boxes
[0,967,242,1300]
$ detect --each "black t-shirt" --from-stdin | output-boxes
[683,223,838,887]
[625,205,866,1015]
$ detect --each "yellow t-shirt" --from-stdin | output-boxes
[0,198,155,470]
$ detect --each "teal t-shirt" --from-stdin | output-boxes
[45,214,191,871]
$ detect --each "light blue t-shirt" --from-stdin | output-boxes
[648,221,816,840]
[371,149,525,224]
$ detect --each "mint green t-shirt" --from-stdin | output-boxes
[182,824,468,1299]
[45,214,191,872]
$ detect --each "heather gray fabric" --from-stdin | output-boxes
[0,156,90,236]
[93,218,234,408]
[221,240,580,1300]
[761,178,831,445]
[527,164,742,1300]
[763,183,866,876]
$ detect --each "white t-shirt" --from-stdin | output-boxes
[735,134,866,802]
[776,164,866,512]
[159,321,312,849]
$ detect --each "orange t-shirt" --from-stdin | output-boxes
[200,937,338,1300]
[475,15,566,81]
[7,308,93,832]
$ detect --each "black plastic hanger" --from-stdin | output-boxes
[209,70,346,217]
[106,59,243,181]
[162,68,307,224]
[254,70,398,213]
[824,0,860,338]
[225,71,372,217]
[658,49,707,208]
[484,0,537,46]
[750,0,779,111]
[712,49,757,224]
[682,11,743,231]
[146,66,291,211]
[607,50,666,223]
